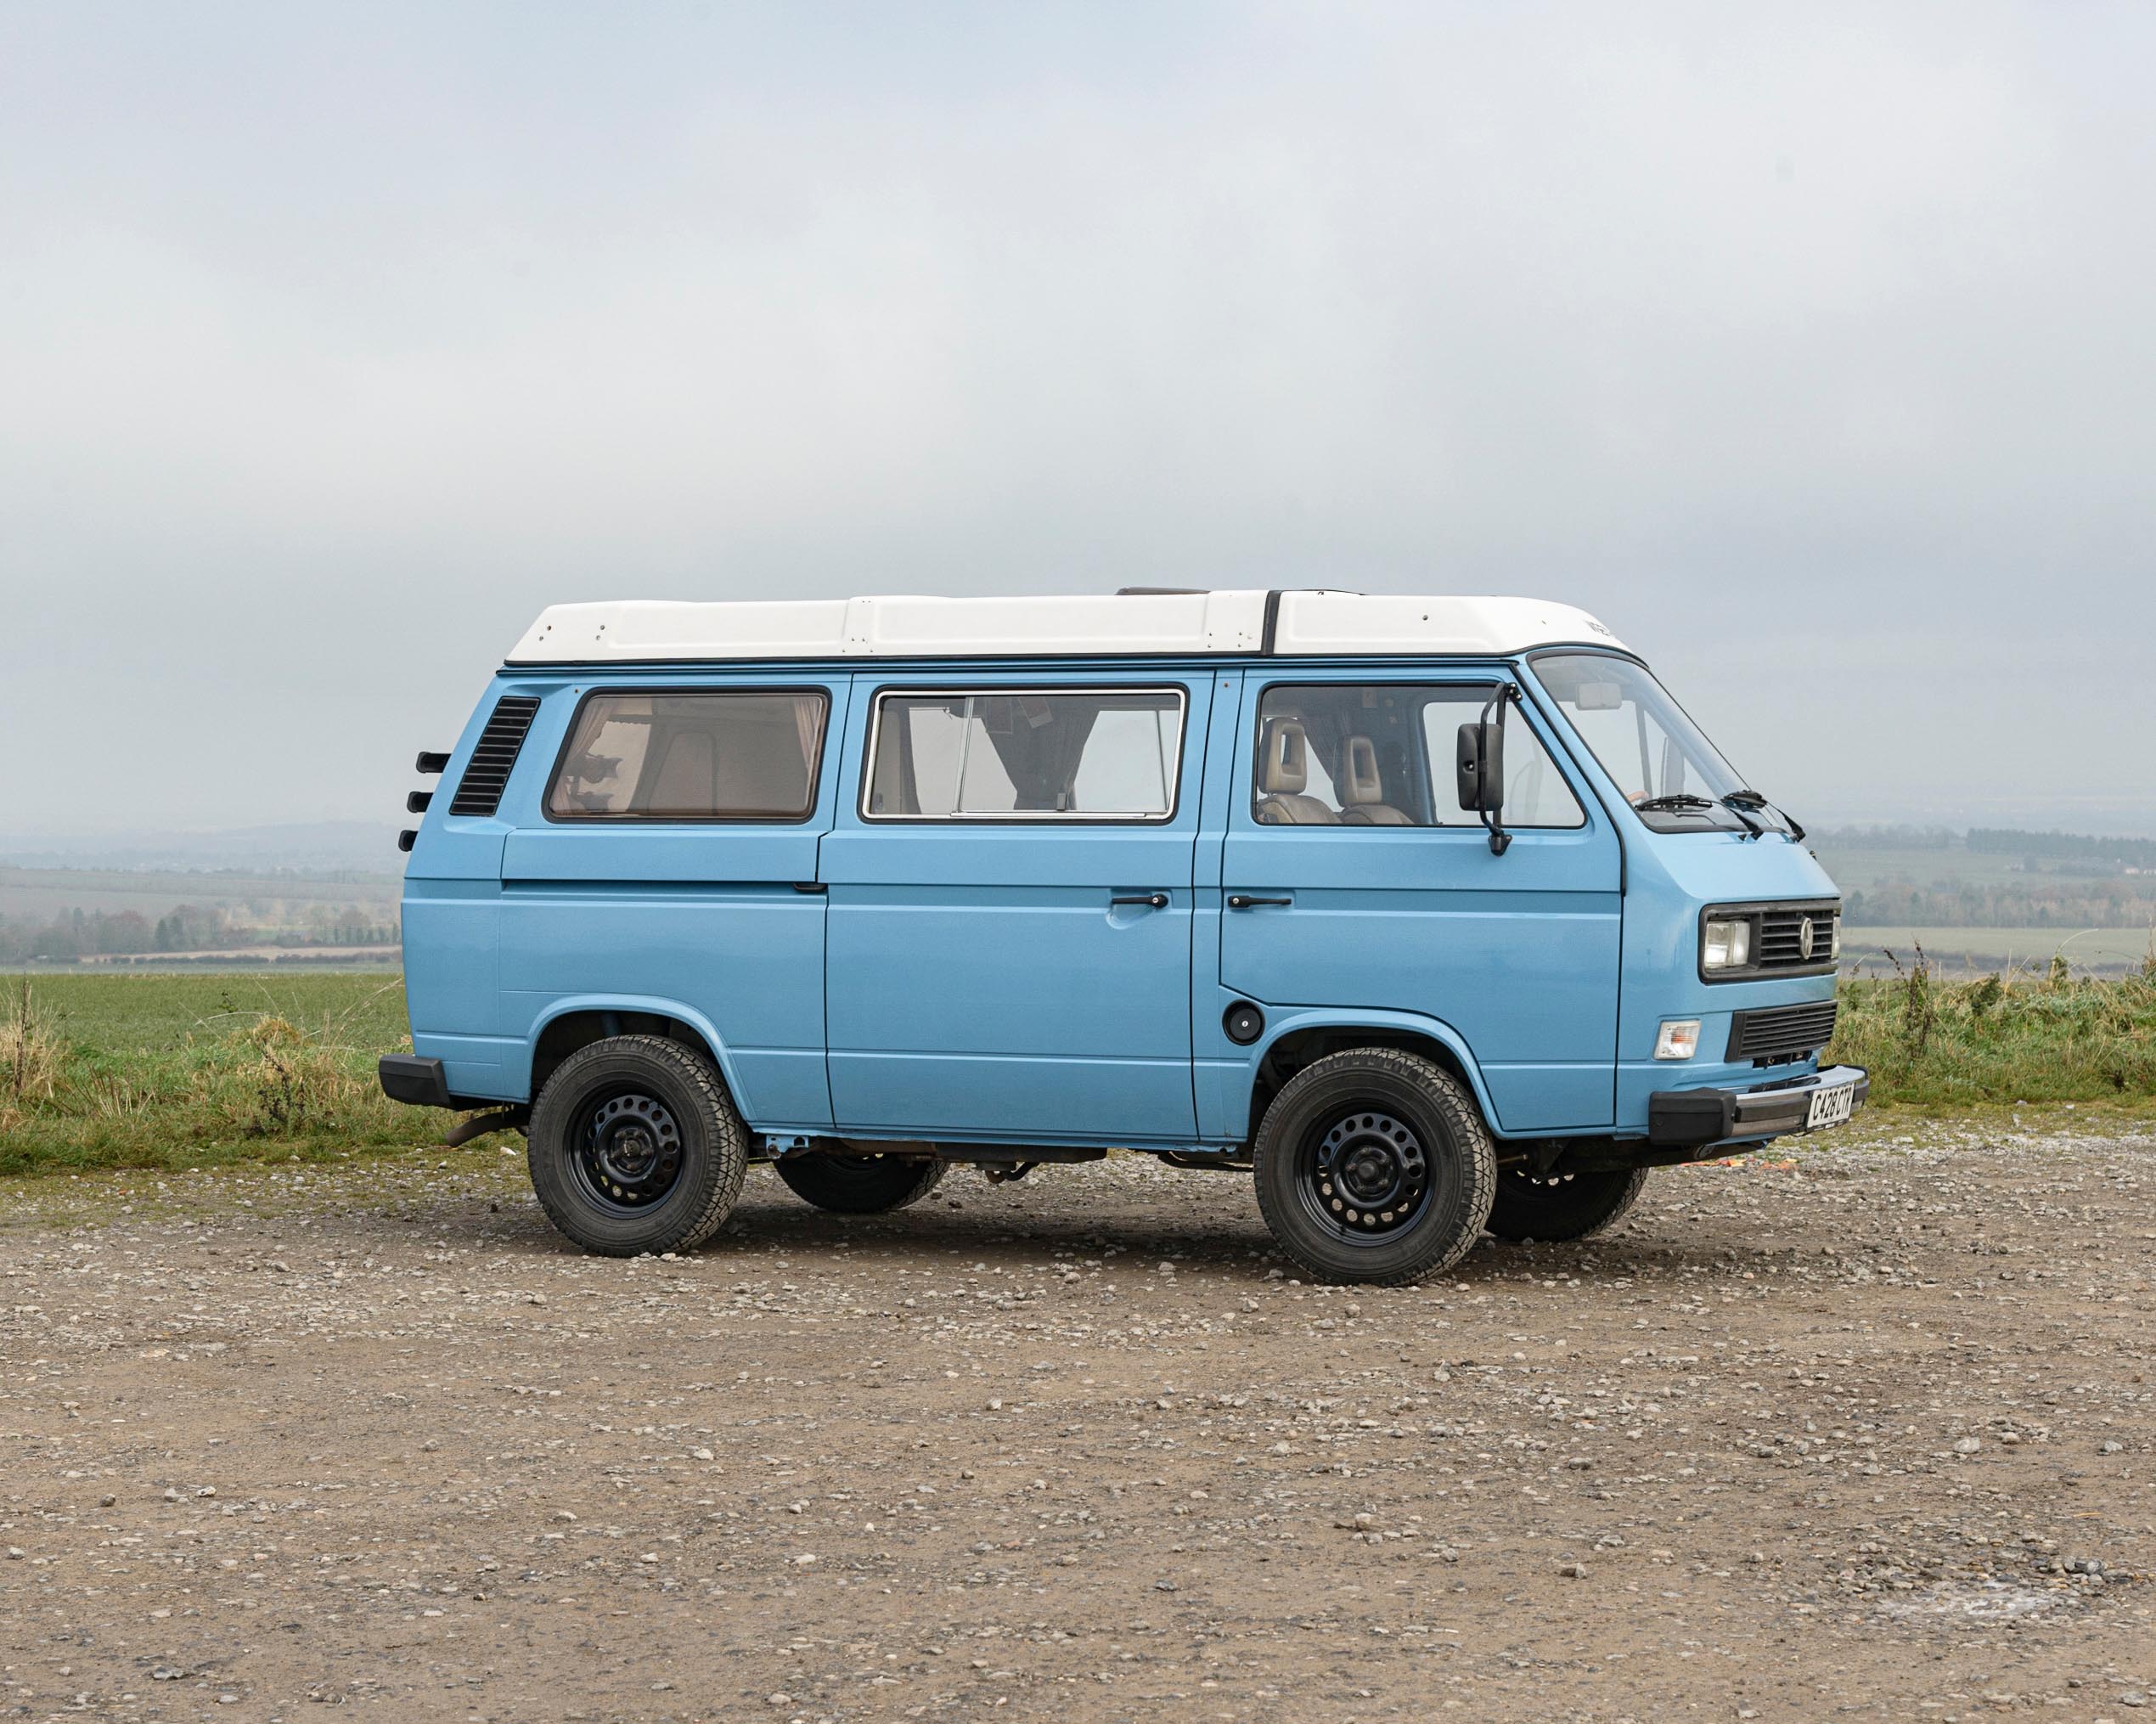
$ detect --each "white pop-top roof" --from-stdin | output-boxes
[505,590,1625,664]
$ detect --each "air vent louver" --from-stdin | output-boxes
[447,696,542,818]
[1725,1000,1838,1065]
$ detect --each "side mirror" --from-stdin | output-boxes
[1455,721,1505,814]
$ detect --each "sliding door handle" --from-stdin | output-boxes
[1226,894,1292,910]
[1110,892,1171,909]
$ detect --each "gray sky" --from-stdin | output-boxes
[4,1,2153,842]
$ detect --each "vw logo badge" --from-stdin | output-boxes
[1798,916,1815,961]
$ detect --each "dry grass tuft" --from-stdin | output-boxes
[1,977,65,1128]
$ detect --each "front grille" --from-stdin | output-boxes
[1757,905,1838,970]
[448,696,543,818]
[1727,1000,1838,1064]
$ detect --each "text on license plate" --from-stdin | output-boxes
[1806,1082,1855,1130]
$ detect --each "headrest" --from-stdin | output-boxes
[1339,735,1384,807]
[1260,718,1309,794]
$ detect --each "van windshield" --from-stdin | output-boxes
[1533,654,1791,836]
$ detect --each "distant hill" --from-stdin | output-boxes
[1808,825,2156,938]
[1813,825,2156,870]
[0,823,402,876]
[1965,828,2156,869]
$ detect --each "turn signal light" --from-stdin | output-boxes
[1653,1019,1702,1061]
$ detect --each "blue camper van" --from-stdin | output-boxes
[382,590,1864,1285]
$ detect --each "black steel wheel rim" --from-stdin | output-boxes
[1296,1107,1433,1245]
[571,1089,685,1213]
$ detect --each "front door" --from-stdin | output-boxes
[821,675,1213,1144]
[1218,671,1622,1134]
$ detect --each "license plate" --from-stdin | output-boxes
[1805,1081,1855,1130]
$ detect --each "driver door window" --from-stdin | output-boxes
[1252,683,1583,829]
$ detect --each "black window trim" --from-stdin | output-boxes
[541,685,834,826]
[1246,675,1591,833]
[858,683,1191,825]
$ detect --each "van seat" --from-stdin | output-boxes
[1337,734,1412,825]
[1254,718,1339,825]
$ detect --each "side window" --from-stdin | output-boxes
[865,690,1185,820]
[1418,696,1585,828]
[1254,683,1584,829]
[548,690,829,820]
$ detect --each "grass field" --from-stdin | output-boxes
[1810,847,2033,890]
[0,972,438,1178]
[4,966,2153,1180]
[1841,925,2156,973]
[14,971,409,1046]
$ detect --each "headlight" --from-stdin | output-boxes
[1830,917,1842,960]
[1702,916,1752,972]
[1653,1019,1701,1060]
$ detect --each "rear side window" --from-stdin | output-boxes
[548,690,829,821]
[1253,683,1585,829]
[865,689,1185,820]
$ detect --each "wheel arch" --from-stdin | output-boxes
[1244,1008,1502,1145]
[520,995,745,1112]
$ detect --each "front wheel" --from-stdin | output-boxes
[1253,1049,1496,1286]
[526,1035,747,1257]
[1484,1166,1648,1242]
[774,1146,945,1214]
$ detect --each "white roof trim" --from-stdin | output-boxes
[1270,592,1624,656]
[505,591,1624,664]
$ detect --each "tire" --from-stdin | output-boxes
[1484,1166,1648,1242]
[526,1035,747,1257]
[1253,1048,1496,1286]
[774,1146,946,1214]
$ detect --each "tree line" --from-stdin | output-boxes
[1814,825,2156,870]
[1964,828,2156,869]
[0,904,400,962]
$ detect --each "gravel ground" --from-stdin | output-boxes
[3,1118,2153,1723]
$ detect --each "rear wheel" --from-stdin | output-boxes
[1253,1048,1495,1286]
[774,1146,945,1214]
[526,1035,746,1257]
[1484,1166,1648,1242]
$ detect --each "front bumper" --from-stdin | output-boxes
[1648,1064,1868,1150]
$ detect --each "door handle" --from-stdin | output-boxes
[1110,892,1171,909]
[1227,894,1292,910]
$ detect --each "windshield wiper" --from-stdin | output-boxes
[1722,789,1805,842]
[1633,793,1716,814]
[1714,792,1765,837]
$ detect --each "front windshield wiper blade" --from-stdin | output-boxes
[1722,789,1805,842]
[1715,792,1766,837]
[1633,793,1717,814]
